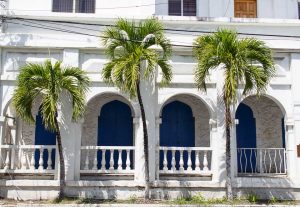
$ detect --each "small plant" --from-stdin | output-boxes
[191,193,205,203]
[268,196,278,204]
[247,193,259,203]
[128,194,138,203]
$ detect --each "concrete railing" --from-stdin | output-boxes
[237,148,287,175]
[80,146,135,174]
[0,145,56,173]
[159,146,212,175]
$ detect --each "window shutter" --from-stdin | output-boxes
[75,0,96,13]
[52,0,73,12]
[169,0,181,16]
[234,0,257,18]
[183,0,196,16]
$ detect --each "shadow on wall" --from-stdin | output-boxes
[235,177,296,200]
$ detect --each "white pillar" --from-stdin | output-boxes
[290,53,300,183]
[285,120,296,179]
[209,118,220,182]
[139,63,157,183]
[133,116,144,183]
[155,117,162,180]
[57,49,80,181]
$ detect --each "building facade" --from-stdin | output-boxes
[0,0,300,201]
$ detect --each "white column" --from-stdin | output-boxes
[57,49,80,181]
[133,116,144,183]
[290,53,300,183]
[209,118,220,182]
[140,62,157,183]
[155,117,162,180]
[285,120,296,179]
[73,118,84,180]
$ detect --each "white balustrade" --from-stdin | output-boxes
[159,147,212,175]
[80,146,135,174]
[0,145,56,174]
[237,148,287,175]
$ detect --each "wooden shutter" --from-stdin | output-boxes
[234,0,257,18]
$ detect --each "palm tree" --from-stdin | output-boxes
[193,29,275,200]
[13,60,90,199]
[101,18,172,199]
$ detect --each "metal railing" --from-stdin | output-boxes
[237,148,286,175]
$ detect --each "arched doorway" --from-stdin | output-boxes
[34,109,56,169]
[235,96,286,175]
[97,100,133,169]
[160,101,195,170]
[235,103,256,173]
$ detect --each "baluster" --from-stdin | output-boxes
[92,150,98,170]
[195,150,200,171]
[163,150,168,171]
[263,149,267,173]
[4,149,10,170]
[38,148,44,170]
[47,148,53,170]
[109,150,114,170]
[30,151,35,170]
[243,149,247,173]
[84,150,89,170]
[268,149,272,173]
[250,149,253,173]
[126,150,130,170]
[203,151,209,171]
[179,150,184,171]
[101,150,106,170]
[118,150,122,170]
[274,149,278,174]
[21,149,27,170]
[187,150,192,171]
[171,150,176,171]
[279,149,283,173]
[259,149,263,173]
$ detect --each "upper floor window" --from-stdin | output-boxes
[234,0,257,18]
[52,0,95,13]
[168,0,196,16]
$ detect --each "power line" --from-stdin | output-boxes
[2,2,167,12]
[6,20,194,48]
[5,16,300,39]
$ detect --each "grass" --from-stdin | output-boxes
[0,194,298,205]
[169,193,298,206]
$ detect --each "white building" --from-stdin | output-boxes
[0,0,300,201]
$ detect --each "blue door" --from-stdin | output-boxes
[236,103,257,173]
[160,101,195,170]
[98,100,133,169]
[34,109,56,169]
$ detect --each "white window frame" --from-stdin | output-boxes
[168,0,197,16]
[52,0,95,13]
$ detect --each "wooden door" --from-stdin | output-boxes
[234,0,257,18]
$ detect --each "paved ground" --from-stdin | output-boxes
[1,204,300,207]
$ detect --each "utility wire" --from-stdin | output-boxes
[4,16,300,39]
[6,20,194,48]
[1,2,167,12]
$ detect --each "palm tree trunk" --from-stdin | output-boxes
[54,116,65,200]
[225,102,233,200]
[136,80,150,200]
